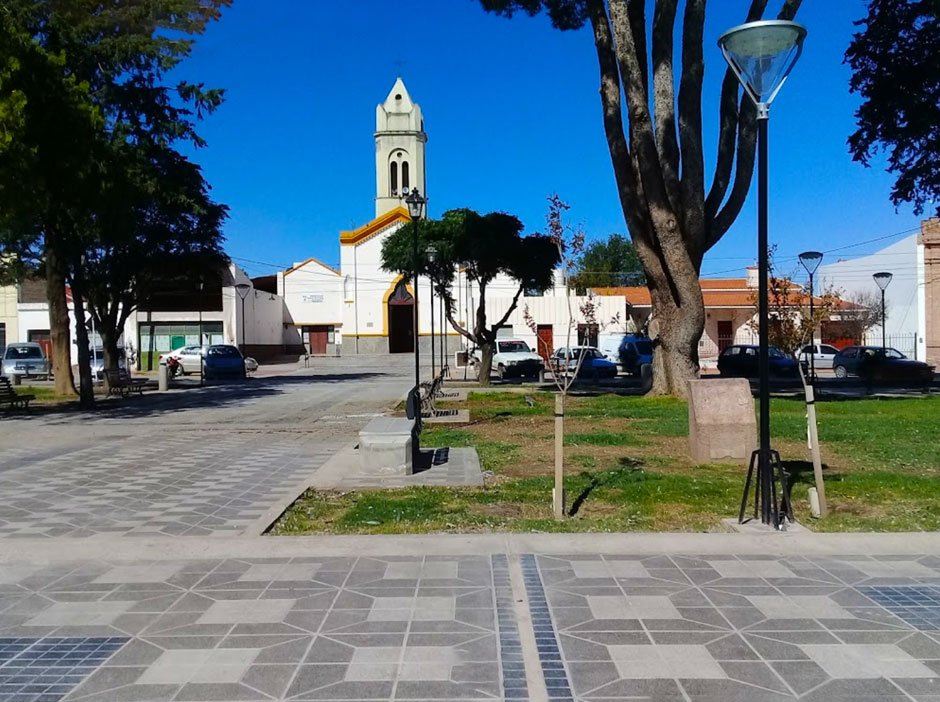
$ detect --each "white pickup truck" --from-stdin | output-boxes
[471,339,544,380]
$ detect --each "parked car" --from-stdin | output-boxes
[203,345,246,380]
[717,344,799,378]
[159,345,205,375]
[551,346,618,380]
[799,343,841,370]
[471,339,543,380]
[90,347,126,381]
[618,335,654,375]
[1,342,51,379]
[832,346,934,384]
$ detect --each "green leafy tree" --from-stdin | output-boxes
[381,209,559,385]
[476,0,801,397]
[574,233,644,289]
[0,0,229,405]
[83,143,228,378]
[846,0,940,216]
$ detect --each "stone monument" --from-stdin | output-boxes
[687,378,757,464]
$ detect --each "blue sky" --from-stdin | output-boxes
[174,0,922,283]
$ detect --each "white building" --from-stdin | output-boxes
[818,233,927,359]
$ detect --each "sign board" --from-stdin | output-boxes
[302,294,324,304]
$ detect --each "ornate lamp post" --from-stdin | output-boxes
[234,283,251,351]
[798,251,823,384]
[720,19,806,529]
[873,271,892,351]
[403,187,427,389]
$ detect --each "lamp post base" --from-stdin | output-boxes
[739,448,791,529]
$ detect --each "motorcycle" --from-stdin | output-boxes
[165,355,183,378]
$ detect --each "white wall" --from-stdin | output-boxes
[818,234,925,359]
[278,259,344,330]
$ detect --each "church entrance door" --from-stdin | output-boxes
[387,281,415,353]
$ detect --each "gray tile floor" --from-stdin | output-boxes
[534,554,940,702]
[0,552,938,701]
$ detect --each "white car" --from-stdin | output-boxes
[159,345,205,375]
[471,339,543,380]
[799,343,841,370]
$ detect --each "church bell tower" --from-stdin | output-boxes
[375,78,427,218]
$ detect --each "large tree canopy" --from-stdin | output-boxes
[846,0,940,217]
[478,0,801,396]
[381,208,558,384]
[0,0,229,403]
[574,233,645,288]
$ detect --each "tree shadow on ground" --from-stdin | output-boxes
[1,371,389,422]
[568,457,644,517]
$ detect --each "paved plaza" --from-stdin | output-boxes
[1,360,940,701]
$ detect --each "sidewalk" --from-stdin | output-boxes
[1,533,938,702]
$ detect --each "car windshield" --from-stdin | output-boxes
[635,340,653,355]
[884,348,905,360]
[768,347,787,359]
[208,346,241,357]
[5,346,43,360]
[498,341,530,353]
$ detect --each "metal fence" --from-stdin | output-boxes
[862,332,919,359]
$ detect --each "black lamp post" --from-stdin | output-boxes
[403,187,427,389]
[427,244,437,378]
[873,271,892,352]
[799,251,823,384]
[720,19,806,529]
[234,283,251,352]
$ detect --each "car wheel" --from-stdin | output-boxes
[834,365,848,379]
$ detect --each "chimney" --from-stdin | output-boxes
[746,266,758,289]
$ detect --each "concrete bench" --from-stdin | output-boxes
[359,417,417,475]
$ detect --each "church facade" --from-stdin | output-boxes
[277,78,623,359]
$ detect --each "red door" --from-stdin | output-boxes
[536,325,553,362]
[28,330,53,359]
[717,321,733,353]
[308,327,328,355]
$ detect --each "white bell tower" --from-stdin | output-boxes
[375,78,427,217]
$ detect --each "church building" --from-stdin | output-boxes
[278,78,450,356]
[277,78,623,360]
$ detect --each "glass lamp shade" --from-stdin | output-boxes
[403,187,426,220]
[873,271,893,290]
[718,20,806,107]
[233,283,251,299]
[798,251,824,276]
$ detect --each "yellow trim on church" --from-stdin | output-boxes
[340,207,411,246]
[381,273,414,338]
[284,256,341,277]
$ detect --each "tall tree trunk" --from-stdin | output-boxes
[71,292,95,408]
[648,275,704,397]
[476,340,495,386]
[45,247,77,397]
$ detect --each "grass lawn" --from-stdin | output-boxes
[13,385,69,403]
[273,391,940,535]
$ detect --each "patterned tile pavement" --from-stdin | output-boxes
[0,435,339,538]
[530,553,940,702]
[0,552,938,700]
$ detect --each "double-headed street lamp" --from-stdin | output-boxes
[403,187,427,390]
[873,271,892,352]
[720,19,806,529]
[798,251,823,384]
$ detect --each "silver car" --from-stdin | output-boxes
[799,343,841,370]
[1,342,51,379]
[90,347,126,380]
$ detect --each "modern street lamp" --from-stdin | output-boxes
[427,244,437,378]
[720,19,806,529]
[198,279,205,388]
[798,251,823,384]
[403,187,427,390]
[234,283,251,352]
[873,271,892,352]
